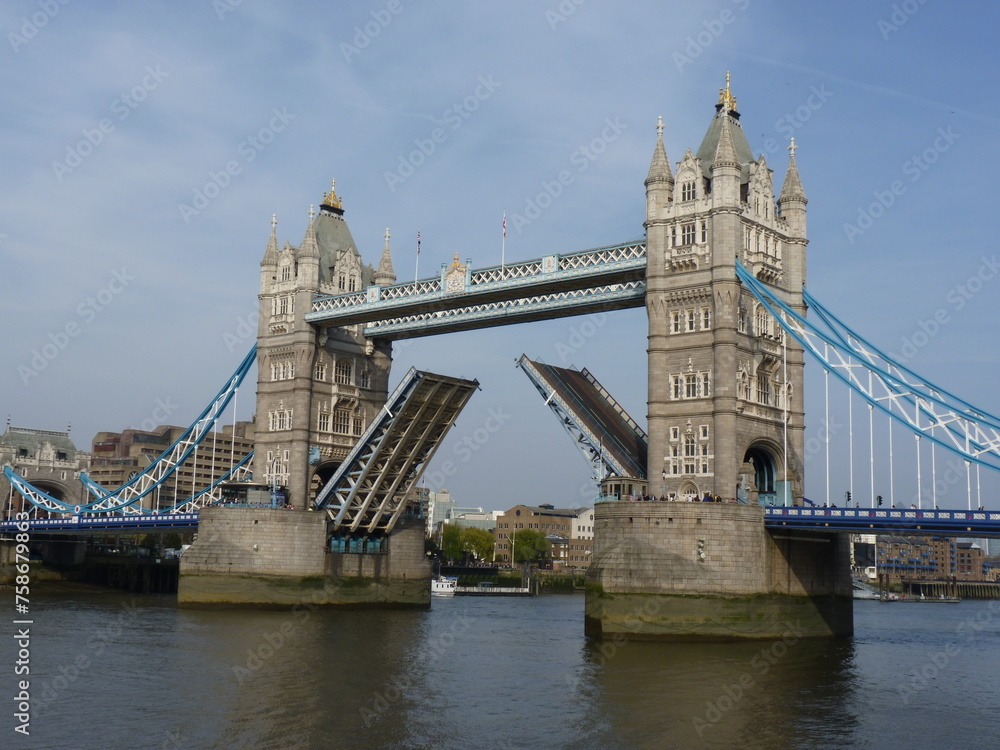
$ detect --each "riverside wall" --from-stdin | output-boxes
[178,507,431,608]
[585,502,853,640]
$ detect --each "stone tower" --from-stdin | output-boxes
[645,76,807,505]
[255,182,396,507]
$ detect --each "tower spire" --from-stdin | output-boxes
[300,204,319,259]
[779,137,807,202]
[261,213,279,266]
[718,70,738,114]
[645,115,674,186]
[375,227,396,286]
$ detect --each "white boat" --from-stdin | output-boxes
[431,576,457,597]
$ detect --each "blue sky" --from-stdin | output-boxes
[2,0,999,511]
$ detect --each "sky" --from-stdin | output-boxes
[2,0,999,512]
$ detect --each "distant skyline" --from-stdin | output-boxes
[3,1,999,511]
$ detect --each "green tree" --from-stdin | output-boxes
[460,527,495,562]
[512,528,550,564]
[441,524,464,563]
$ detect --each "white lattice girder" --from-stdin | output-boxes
[307,240,647,327]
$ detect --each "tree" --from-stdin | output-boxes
[441,524,464,563]
[460,527,495,562]
[512,529,550,564]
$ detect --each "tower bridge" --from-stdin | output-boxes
[6,76,999,638]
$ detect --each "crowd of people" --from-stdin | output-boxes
[623,492,734,503]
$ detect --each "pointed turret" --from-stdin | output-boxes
[645,116,674,187]
[297,204,320,291]
[779,138,807,241]
[778,138,807,203]
[374,227,397,286]
[261,214,279,267]
[299,204,320,259]
[713,111,739,170]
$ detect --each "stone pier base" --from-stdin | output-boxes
[178,507,431,608]
[585,502,852,641]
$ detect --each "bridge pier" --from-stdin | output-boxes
[178,507,431,608]
[585,502,853,640]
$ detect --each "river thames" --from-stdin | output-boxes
[3,586,999,749]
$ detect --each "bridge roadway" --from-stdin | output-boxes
[5,507,1000,537]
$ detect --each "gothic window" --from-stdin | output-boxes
[318,412,330,432]
[672,376,682,400]
[349,276,357,292]
[700,425,709,440]
[701,461,709,474]
[360,370,371,389]
[335,358,352,385]
[684,435,696,458]
[268,409,293,431]
[687,309,696,331]
[672,312,681,334]
[702,308,711,329]
[685,374,698,399]
[702,372,711,397]
[670,426,679,441]
[315,361,327,381]
[271,360,294,381]
[700,222,707,243]
[681,181,695,201]
[757,373,772,405]
[755,307,770,337]
[339,274,346,291]
[333,410,351,434]
[280,264,291,281]
[353,417,364,436]
[681,223,696,245]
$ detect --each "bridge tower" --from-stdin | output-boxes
[645,76,807,505]
[587,78,851,641]
[255,183,396,508]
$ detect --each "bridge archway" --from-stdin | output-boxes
[742,442,779,506]
[677,480,700,501]
[309,460,341,501]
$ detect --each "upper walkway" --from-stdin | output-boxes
[305,239,646,338]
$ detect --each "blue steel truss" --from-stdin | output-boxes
[314,368,479,533]
[764,506,1000,537]
[735,261,1000,474]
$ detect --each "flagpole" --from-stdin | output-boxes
[415,228,421,286]
[501,210,506,272]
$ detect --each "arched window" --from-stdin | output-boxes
[360,369,371,389]
[335,358,352,385]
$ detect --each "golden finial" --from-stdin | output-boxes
[718,71,737,112]
[322,179,343,210]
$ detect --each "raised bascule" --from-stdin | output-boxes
[6,77,1000,635]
